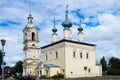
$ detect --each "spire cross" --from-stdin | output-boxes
[28,0,33,24]
[80,19,81,28]
[29,0,31,15]
[53,17,56,28]
[65,5,69,19]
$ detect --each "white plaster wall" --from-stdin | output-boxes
[41,42,65,70]
[41,41,102,78]
[50,68,60,76]
[78,33,83,42]
[63,30,71,39]
[64,42,101,78]
[52,34,57,42]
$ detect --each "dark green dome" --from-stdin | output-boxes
[52,27,57,32]
[78,27,83,32]
[62,5,72,29]
[62,20,72,28]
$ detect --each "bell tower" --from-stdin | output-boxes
[22,14,40,76]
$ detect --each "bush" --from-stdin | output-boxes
[52,73,64,79]
[40,75,47,79]
[107,69,120,75]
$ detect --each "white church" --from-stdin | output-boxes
[22,5,102,78]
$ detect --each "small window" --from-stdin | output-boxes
[88,68,91,73]
[80,52,82,58]
[73,51,76,58]
[45,55,48,60]
[86,53,89,59]
[32,44,35,46]
[56,51,58,59]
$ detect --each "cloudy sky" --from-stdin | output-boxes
[0,0,120,66]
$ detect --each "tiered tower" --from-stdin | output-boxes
[22,14,40,76]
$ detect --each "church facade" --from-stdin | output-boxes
[40,40,102,78]
[23,5,102,78]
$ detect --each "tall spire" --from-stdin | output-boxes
[62,5,72,29]
[28,0,33,24]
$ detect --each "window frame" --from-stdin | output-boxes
[86,53,89,59]
[73,51,76,58]
[80,52,82,58]
[55,51,58,59]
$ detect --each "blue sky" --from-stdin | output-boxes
[0,0,120,66]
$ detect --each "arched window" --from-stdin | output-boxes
[45,55,48,60]
[80,52,82,58]
[86,53,89,59]
[88,68,91,73]
[56,51,58,59]
[73,51,76,58]
[32,32,35,41]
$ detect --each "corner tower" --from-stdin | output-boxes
[22,14,40,76]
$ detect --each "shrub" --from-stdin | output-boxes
[40,75,47,79]
[52,73,64,79]
[107,69,120,75]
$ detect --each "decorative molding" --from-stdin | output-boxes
[42,43,65,53]
[65,42,95,51]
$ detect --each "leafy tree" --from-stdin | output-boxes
[100,56,107,71]
[13,60,23,75]
[108,57,120,69]
[107,57,120,75]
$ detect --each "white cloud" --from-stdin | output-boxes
[0,0,120,66]
[83,13,120,62]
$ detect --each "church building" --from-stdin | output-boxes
[22,5,102,78]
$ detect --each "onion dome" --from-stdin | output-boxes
[78,20,83,33]
[52,27,57,33]
[62,5,72,29]
[52,18,57,34]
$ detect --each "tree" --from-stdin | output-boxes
[108,57,120,69]
[100,56,107,71]
[107,57,120,75]
[13,60,23,75]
